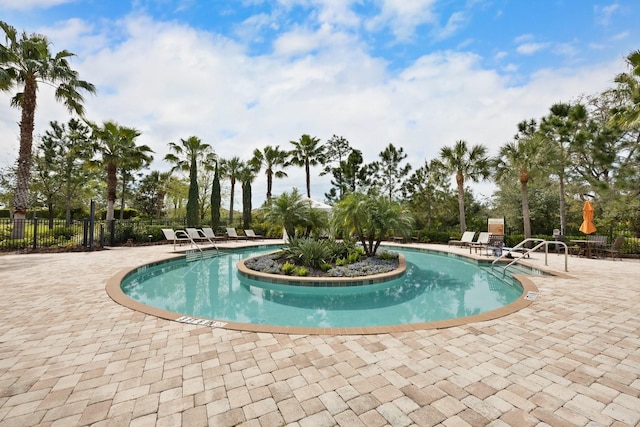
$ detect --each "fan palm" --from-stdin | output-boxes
[494,133,545,239]
[91,121,152,221]
[439,140,490,233]
[0,21,96,237]
[288,134,325,198]
[164,136,211,227]
[220,156,244,225]
[252,145,288,200]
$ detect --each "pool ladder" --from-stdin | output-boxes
[491,238,568,277]
[185,235,220,262]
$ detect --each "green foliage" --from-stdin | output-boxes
[294,266,308,276]
[335,257,347,266]
[320,262,332,271]
[282,237,332,269]
[331,192,414,256]
[420,229,448,243]
[347,251,360,263]
[51,226,74,240]
[379,250,398,260]
[281,261,296,275]
[263,188,310,238]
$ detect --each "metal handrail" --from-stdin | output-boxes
[491,238,568,276]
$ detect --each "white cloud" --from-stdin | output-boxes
[0,12,626,207]
[0,0,75,10]
[594,2,619,26]
[366,0,439,41]
[516,42,549,55]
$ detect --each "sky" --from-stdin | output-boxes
[0,0,638,209]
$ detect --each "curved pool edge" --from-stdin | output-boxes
[105,246,544,336]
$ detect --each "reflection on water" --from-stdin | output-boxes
[121,247,524,328]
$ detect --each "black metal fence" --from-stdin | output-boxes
[1,217,638,255]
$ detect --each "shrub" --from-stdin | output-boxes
[281,261,296,275]
[320,262,332,271]
[294,266,308,276]
[379,250,399,260]
[347,251,360,264]
[51,226,74,240]
[282,237,332,269]
[335,257,347,266]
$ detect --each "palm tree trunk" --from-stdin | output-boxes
[120,175,127,220]
[305,160,311,198]
[456,172,466,233]
[106,162,117,221]
[521,181,532,239]
[229,179,235,224]
[11,77,38,239]
[267,172,272,200]
[558,173,567,234]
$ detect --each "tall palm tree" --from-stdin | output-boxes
[439,140,490,233]
[288,134,325,198]
[252,145,288,200]
[494,132,545,240]
[0,21,96,238]
[91,121,152,221]
[164,136,211,227]
[220,156,244,225]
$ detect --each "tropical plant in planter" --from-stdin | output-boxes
[331,192,414,256]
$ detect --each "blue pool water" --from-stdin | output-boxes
[121,246,527,328]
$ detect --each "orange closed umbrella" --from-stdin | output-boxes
[579,200,596,234]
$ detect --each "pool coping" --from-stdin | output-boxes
[105,245,549,335]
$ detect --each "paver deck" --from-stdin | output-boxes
[0,241,639,426]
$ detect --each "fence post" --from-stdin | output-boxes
[82,218,89,247]
[89,200,95,250]
[32,216,38,250]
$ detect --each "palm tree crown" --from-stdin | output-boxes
[288,134,325,198]
[91,121,152,221]
[252,145,288,200]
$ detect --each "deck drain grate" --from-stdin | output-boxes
[524,291,538,301]
[176,316,227,328]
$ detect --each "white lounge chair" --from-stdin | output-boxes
[468,232,490,254]
[448,231,476,247]
[226,227,248,240]
[244,229,263,240]
[186,228,212,245]
[162,228,191,251]
[200,227,227,242]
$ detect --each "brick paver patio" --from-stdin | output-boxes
[0,241,638,426]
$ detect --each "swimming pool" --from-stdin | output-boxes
[113,246,541,333]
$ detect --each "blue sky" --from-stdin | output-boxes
[0,0,637,206]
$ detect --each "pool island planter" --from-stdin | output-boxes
[236,253,407,287]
